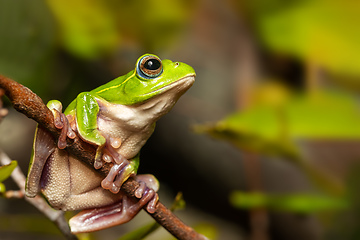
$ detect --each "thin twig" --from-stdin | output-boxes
[0,149,78,240]
[0,75,208,240]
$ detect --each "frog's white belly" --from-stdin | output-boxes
[95,81,190,159]
[97,102,156,159]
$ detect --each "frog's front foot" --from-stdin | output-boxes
[98,139,135,194]
[49,101,76,149]
[101,161,135,193]
[93,136,126,169]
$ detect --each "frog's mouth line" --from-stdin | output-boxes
[143,74,196,97]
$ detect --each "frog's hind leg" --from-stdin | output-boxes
[69,174,159,233]
[25,125,56,198]
[69,192,155,233]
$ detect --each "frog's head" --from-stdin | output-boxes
[107,54,195,105]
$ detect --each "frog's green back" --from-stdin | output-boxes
[91,71,135,96]
[63,71,134,115]
[64,54,195,109]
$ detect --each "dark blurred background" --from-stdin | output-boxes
[1,0,360,239]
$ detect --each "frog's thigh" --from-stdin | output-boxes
[61,156,119,211]
[41,148,73,209]
[26,125,56,198]
[42,150,118,210]
[61,186,119,211]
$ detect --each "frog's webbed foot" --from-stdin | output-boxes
[49,102,76,149]
[69,175,160,233]
[134,174,159,213]
[100,158,136,194]
[93,136,124,169]
[96,137,135,194]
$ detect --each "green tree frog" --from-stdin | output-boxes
[25,54,195,233]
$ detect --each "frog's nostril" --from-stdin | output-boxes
[175,62,180,67]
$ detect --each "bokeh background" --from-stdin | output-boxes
[1,0,360,239]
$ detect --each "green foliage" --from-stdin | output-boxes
[45,0,194,59]
[117,222,160,240]
[0,160,17,183]
[325,164,360,239]
[195,89,360,194]
[45,0,119,59]
[252,0,360,76]
[0,214,60,235]
[114,0,194,51]
[170,192,186,211]
[230,191,348,213]
[195,90,360,158]
[192,223,218,240]
[76,233,94,240]
[0,182,5,195]
[0,0,57,97]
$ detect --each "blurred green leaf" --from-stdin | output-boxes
[251,0,360,76]
[0,182,5,195]
[0,0,57,97]
[45,0,194,58]
[45,0,119,59]
[230,191,348,213]
[114,0,194,51]
[326,163,360,238]
[133,0,193,50]
[0,160,17,183]
[192,223,218,240]
[0,214,60,235]
[118,222,159,240]
[76,233,94,240]
[195,90,360,158]
[195,90,360,194]
[170,192,186,211]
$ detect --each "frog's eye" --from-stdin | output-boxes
[137,55,163,79]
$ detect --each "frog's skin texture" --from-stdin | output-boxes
[25,54,195,233]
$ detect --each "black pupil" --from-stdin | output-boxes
[144,59,160,70]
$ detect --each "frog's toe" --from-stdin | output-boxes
[136,188,158,213]
[51,109,76,149]
[101,163,128,193]
[95,138,127,170]
[135,174,160,192]
[103,141,128,165]
[66,119,76,139]
[53,109,64,129]
[57,112,69,149]
[112,163,136,193]
[94,146,107,169]
[109,136,121,149]
[113,153,128,165]
[134,174,160,213]
[135,181,146,198]
[94,157,104,169]
[147,192,159,213]
[102,152,113,163]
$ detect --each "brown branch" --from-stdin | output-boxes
[0,75,208,240]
